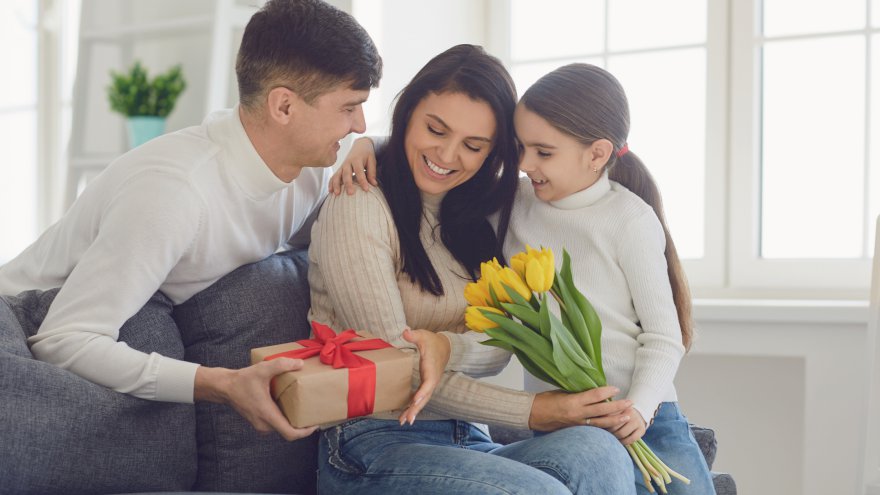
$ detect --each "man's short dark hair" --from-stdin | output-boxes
[236,0,382,108]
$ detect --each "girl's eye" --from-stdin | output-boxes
[427,125,444,136]
[464,142,482,153]
[537,150,552,158]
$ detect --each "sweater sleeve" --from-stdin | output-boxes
[27,172,203,403]
[617,210,686,423]
[309,189,534,428]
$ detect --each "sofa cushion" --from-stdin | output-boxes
[173,248,318,495]
[0,290,197,495]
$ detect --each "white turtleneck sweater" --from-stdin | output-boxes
[0,107,329,403]
[504,172,686,423]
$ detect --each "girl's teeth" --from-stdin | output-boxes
[426,158,453,176]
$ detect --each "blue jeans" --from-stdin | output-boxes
[635,402,715,495]
[318,418,634,495]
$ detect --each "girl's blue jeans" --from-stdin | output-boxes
[317,417,634,495]
[635,402,716,495]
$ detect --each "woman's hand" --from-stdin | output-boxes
[528,386,632,432]
[604,406,647,446]
[330,136,378,196]
[398,328,451,425]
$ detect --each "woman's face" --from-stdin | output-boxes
[404,91,496,195]
[514,103,601,203]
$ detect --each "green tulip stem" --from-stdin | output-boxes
[627,445,654,493]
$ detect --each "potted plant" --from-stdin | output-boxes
[107,61,186,148]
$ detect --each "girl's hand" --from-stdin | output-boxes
[528,387,632,432]
[398,328,451,425]
[330,136,378,196]
[605,406,647,446]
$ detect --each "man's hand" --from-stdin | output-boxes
[528,386,631,432]
[398,328,451,426]
[330,136,378,196]
[194,359,318,441]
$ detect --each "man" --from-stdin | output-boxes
[0,0,395,441]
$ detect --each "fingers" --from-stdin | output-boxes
[262,357,305,376]
[352,162,370,192]
[576,385,620,404]
[398,381,430,426]
[365,155,378,186]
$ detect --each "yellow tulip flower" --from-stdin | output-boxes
[464,280,492,307]
[464,306,504,332]
[498,267,532,301]
[511,245,555,293]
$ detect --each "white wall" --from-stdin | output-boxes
[351,0,488,137]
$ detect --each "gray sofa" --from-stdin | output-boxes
[0,248,735,494]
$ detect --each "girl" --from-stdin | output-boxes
[310,47,633,495]
[509,63,714,495]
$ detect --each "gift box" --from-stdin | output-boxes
[250,322,414,428]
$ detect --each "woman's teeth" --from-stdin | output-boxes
[426,158,453,176]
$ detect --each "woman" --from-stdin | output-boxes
[308,44,633,494]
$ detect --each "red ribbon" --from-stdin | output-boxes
[264,321,392,419]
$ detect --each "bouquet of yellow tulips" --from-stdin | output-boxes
[464,246,690,494]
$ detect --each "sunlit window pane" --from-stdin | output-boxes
[511,57,603,98]
[761,36,865,258]
[0,1,37,109]
[608,0,706,51]
[608,49,706,259]
[510,0,604,61]
[763,0,864,37]
[0,111,37,261]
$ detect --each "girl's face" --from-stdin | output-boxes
[514,103,605,203]
[405,91,496,196]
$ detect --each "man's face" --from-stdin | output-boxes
[288,85,369,167]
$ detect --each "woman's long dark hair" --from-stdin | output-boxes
[377,44,519,296]
[520,63,694,350]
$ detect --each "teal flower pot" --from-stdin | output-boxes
[127,116,167,148]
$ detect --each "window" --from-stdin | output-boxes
[0,0,80,263]
[493,0,877,297]
[496,0,724,290]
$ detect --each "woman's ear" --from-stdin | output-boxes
[588,138,613,173]
[266,86,296,125]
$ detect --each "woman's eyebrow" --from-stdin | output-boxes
[426,113,493,143]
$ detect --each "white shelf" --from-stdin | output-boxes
[79,15,214,41]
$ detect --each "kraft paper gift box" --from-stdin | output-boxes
[250,323,413,428]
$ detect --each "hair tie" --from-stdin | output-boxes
[616,143,629,158]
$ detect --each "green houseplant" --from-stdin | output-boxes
[107,61,186,148]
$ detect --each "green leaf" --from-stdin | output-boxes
[556,250,594,359]
[500,301,540,332]
[547,310,605,387]
[502,282,532,308]
[549,325,597,391]
[536,293,553,341]
[512,348,560,389]
[480,338,514,353]
[571,287,605,379]
[482,315,573,390]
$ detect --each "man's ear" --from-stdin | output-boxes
[588,138,613,172]
[266,86,297,125]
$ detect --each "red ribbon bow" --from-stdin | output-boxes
[265,321,392,419]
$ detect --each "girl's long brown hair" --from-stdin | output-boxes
[520,63,694,350]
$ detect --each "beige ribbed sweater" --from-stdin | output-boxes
[308,187,534,429]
